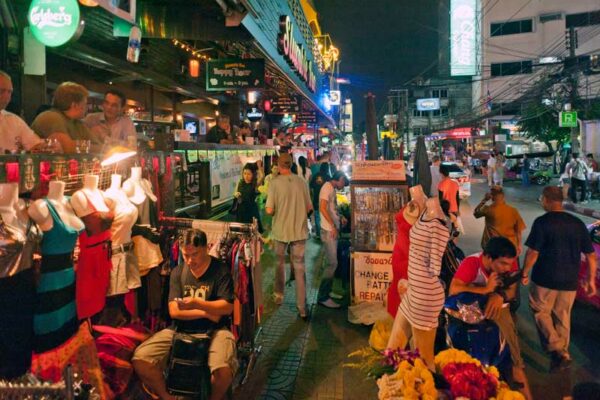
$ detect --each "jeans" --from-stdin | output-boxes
[529,283,577,354]
[318,229,338,302]
[314,210,321,236]
[273,240,307,314]
[521,169,529,186]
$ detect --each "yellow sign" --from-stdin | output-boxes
[352,160,406,181]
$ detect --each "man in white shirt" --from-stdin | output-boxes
[429,156,441,197]
[84,89,136,148]
[567,153,590,204]
[318,171,349,308]
[0,70,43,153]
[487,153,496,187]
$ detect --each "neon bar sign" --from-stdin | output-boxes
[277,15,317,93]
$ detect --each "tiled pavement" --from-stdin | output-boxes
[233,238,376,400]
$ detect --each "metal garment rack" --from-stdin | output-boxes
[158,215,262,389]
[159,216,258,234]
[0,365,75,400]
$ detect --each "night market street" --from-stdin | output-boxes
[235,178,600,400]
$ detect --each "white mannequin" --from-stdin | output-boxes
[404,185,428,224]
[104,174,138,245]
[122,167,157,205]
[71,175,112,218]
[423,197,445,221]
[0,182,27,229]
[28,181,84,232]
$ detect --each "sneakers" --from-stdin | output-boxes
[319,298,341,309]
[273,293,284,305]
[329,292,344,300]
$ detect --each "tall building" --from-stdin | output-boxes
[478,0,600,120]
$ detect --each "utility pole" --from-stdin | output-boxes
[567,26,580,154]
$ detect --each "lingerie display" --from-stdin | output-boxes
[33,199,82,353]
[0,211,40,379]
[75,193,114,320]
[105,181,140,296]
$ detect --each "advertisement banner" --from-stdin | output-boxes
[352,160,406,181]
[270,96,301,114]
[296,111,317,124]
[352,252,393,304]
[206,58,265,91]
[416,98,441,111]
[210,151,244,207]
[450,0,478,76]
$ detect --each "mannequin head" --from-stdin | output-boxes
[130,166,142,181]
[110,174,122,190]
[83,174,99,190]
[424,197,445,220]
[409,185,427,208]
[47,181,66,201]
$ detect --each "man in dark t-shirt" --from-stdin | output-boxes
[206,115,233,144]
[523,186,597,371]
[133,229,237,400]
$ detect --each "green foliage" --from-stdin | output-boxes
[518,102,571,151]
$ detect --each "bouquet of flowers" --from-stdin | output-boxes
[377,359,437,400]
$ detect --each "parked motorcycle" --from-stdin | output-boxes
[530,170,552,185]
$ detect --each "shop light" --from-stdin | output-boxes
[79,0,98,6]
[247,91,258,105]
[215,110,220,116]
[101,146,137,167]
[264,100,272,112]
[189,59,200,78]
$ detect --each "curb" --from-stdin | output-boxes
[563,202,600,219]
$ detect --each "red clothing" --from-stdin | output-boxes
[454,253,518,285]
[387,208,412,317]
[76,229,112,319]
[438,178,460,213]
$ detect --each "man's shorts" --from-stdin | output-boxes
[132,328,238,375]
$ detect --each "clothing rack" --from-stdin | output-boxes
[159,216,259,234]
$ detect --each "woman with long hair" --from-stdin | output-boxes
[235,163,263,232]
[297,156,311,183]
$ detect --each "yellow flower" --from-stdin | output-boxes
[496,387,526,400]
[337,193,349,205]
[487,365,500,379]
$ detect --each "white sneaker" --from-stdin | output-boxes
[319,298,341,309]
[329,292,344,300]
[273,293,284,305]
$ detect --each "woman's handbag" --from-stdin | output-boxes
[228,197,240,215]
[165,332,212,398]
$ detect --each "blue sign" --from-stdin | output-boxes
[416,98,440,111]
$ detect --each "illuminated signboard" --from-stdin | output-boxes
[416,98,441,111]
[277,15,317,93]
[28,0,81,47]
[329,90,341,105]
[450,0,478,76]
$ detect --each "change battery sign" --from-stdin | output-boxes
[352,252,393,304]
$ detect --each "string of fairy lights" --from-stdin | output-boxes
[172,39,212,61]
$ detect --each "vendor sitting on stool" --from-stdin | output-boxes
[132,229,237,400]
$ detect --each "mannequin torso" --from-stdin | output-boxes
[71,175,114,236]
[0,182,28,230]
[104,174,138,245]
[29,181,84,233]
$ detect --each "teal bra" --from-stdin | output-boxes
[41,199,82,255]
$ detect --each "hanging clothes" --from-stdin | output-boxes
[0,213,40,379]
[76,194,114,320]
[34,199,82,353]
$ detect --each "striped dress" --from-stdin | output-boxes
[398,215,450,330]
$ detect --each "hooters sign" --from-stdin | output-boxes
[277,15,317,93]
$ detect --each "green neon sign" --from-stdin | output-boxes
[28,0,81,47]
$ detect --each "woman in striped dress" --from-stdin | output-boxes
[396,198,450,370]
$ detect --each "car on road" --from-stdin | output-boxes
[442,162,471,199]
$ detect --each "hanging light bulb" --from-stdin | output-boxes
[79,0,98,6]
[189,59,200,78]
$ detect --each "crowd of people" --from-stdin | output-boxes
[1,72,138,155]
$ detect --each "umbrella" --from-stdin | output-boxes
[412,136,432,196]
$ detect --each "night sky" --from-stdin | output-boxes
[314,0,440,129]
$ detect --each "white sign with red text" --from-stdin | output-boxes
[352,252,393,305]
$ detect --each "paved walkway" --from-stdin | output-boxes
[233,176,600,400]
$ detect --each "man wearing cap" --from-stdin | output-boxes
[474,185,526,257]
[266,153,313,319]
[318,171,349,308]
